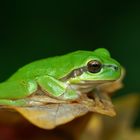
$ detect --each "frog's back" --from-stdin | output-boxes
[8,50,93,81]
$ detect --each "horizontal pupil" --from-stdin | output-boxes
[92,64,99,67]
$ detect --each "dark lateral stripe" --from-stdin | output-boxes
[60,64,118,82]
[60,67,87,81]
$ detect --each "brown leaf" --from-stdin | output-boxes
[14,91,116,129]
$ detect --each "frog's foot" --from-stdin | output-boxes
[83,90,116,117]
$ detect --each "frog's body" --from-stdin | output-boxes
[0,48,121,106]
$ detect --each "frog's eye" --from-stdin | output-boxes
[87,60,102,73]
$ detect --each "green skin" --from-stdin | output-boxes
[0,48,121,106]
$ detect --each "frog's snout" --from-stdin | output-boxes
[102,64,121,80]
[102,64,119,71]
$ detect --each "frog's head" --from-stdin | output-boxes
[66,48,121,84]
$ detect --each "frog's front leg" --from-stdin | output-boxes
[36,75,79,100]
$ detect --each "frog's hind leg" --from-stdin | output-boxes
[0,80,37,106]
[0,99,27,107]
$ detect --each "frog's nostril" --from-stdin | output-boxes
[113,66,119,71]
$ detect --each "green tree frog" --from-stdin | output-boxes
[0,48,121,107]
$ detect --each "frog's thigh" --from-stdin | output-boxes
[36,75,78,100]
[0,80,37,99]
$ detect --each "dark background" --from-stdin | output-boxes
[1,0,140,127]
